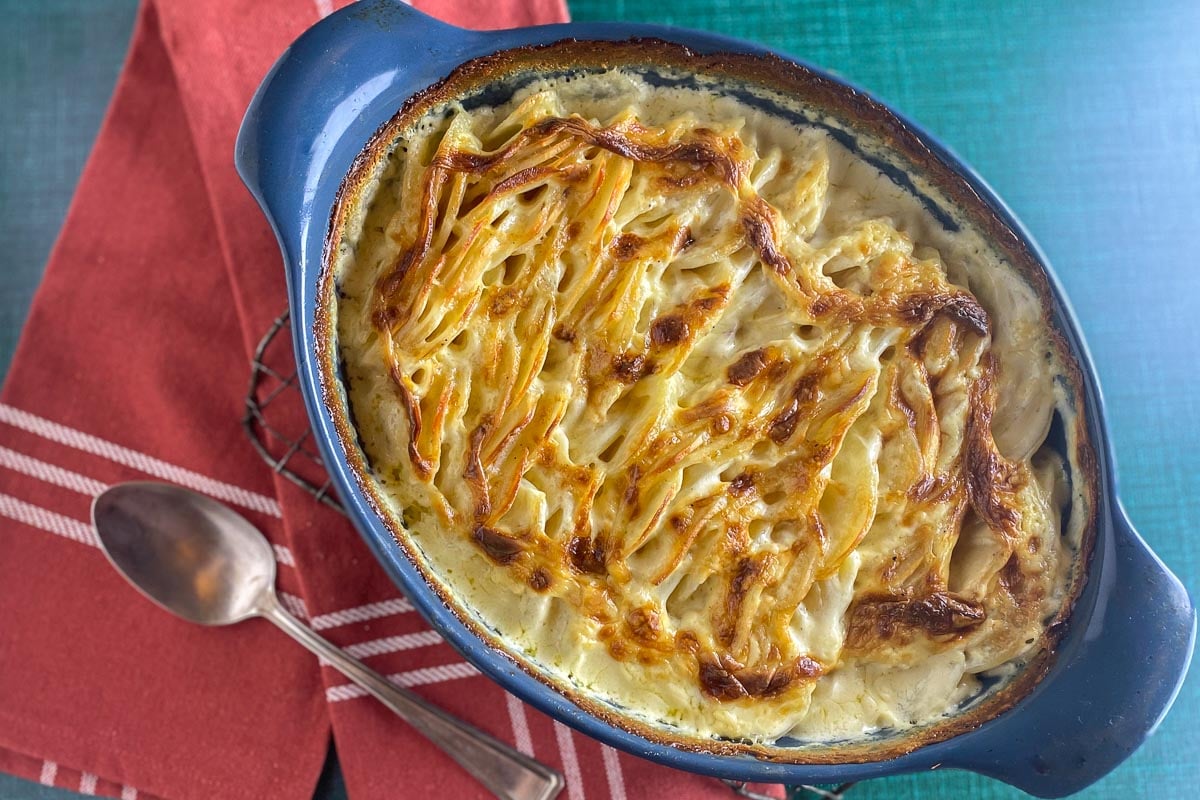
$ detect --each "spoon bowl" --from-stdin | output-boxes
[90,481,564,800]
[93,482,275,625]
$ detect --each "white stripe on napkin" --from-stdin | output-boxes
[505,692,536,757]
[0,403,281,518]
[309,597,414,629]
[38,761,57,787]
[0,492,99,546]
[0,446,298,566]
[554,721,586,800]
[315,630,443,666]
[0,445,107,496]
[325,661,480,701]
[343,630,442,659]
[280,592,309,619]
[79,772,97,795]
[601,745,627,800]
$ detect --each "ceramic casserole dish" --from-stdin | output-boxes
[235,1,1195,796]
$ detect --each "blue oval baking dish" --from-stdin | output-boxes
[234,1,1195,796]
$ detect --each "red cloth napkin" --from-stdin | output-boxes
[0,1,788,798]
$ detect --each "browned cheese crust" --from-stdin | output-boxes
[319,40,1096,760]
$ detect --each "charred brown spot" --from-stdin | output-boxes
[508,116,742,185]
[965,357,1023,537]
[731,556,763,595]
[678,226,696,251]
[389,366,431,479]
[766,358,791,382]
[567,221,583,239]
[697,653,820,701]
[655,171,708,191]
[675,630,700,654]
[650,314,689,347]
[624,465,641,515]
[436,150,499,173]
[727,348,767,386]
[693,292,724,312]
[612,232,647,261]
[896,293,936,326]
[716,556,766,646]
[568,536,608,575]
[605,633,629,661]
[742,201,790,274]
[729,472,756,497]
[372,304,399,330]
[377,247,421,300]
[552,323,575,342]
[529,568,552,591]
[559,163,589,184]
[768,372,821,444]
[908,474,935,501]
[737,663,804,698]
[679,396,735,436]
[768,405,802,445]
[612,352,652,382]
[725,522,749,554]
[464,418,493,518]
[490,287,521,316]
[627,607,662,642]
[794,655,822,678]
[472,525,524,565]
[847,592,986,649]
[897,292,990,337]
[489,165,555,198]
[810,293,843,317]
[698,653,749,700]
[941,294,990,336]
[909,472,958,504]
[999,553,1025,597]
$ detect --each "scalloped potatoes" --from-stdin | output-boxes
[328,67,1088,744]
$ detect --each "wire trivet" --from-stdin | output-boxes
[243,311,345,514]
[244,309,859,800]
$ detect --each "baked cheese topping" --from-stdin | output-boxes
[331,69,1085,743]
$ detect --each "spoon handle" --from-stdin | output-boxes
[259,594,564,800]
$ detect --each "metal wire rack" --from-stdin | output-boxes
[242,310,859,800]
[243,311,345,514]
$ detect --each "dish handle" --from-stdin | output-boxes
[234,0,479,273]
[945,501,1195,797]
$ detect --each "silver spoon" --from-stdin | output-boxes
[91,481,564,800]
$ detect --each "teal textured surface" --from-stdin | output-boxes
[0,0,137,376]
[0,0,1196,798]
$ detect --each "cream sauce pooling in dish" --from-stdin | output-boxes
[330,68,1088,743]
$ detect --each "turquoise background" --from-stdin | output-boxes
[1,0,1196,798]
